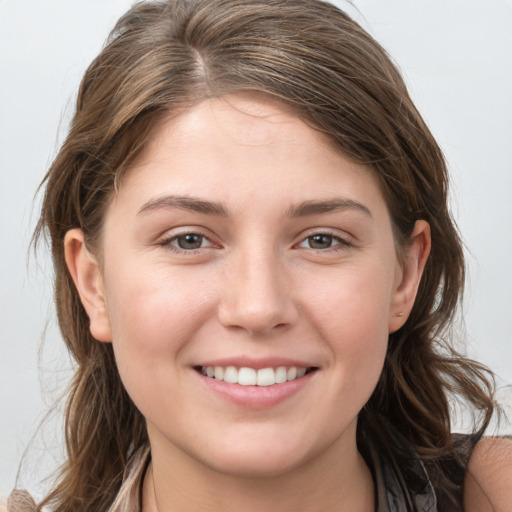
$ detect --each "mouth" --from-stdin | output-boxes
[195,365,318,386]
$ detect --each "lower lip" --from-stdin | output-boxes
[196,370,316,409]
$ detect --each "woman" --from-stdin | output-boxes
[8,0,511,510]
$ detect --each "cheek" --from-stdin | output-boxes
[105,259,213,338]
[102,264,216,393]
[308,261,394,337]
[304,262,392,385]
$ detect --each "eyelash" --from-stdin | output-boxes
[296,231,352,252]
[158,232,216,254]
[158,229,352,255]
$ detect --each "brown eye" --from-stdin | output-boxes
[307,234,334,249]
[174,233,205,250]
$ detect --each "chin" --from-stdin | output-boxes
[198,447,309,479]
[185,426,331,479]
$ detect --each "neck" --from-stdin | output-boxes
[142,424,375,512]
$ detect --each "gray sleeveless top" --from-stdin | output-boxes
[8,437,461,512]
[366,438,438,511]
[108,441,441,512]
[6,443,438,512]
[103,443,439,512]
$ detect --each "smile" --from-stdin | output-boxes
[199,366,314,386]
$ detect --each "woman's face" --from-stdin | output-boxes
[68,95,428,477]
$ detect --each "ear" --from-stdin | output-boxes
[64,228,112,342]
[388,220,431,333]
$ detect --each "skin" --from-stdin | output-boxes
[464,437,512,512]
[65,95,431,511]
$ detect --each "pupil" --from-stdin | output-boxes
[310,234,332,249]
[177,234,202,249]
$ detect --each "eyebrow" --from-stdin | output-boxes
[137,195,372,219]
[286,198,372,218]
[138,195,229,217]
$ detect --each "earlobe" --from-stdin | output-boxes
[388,220,431,333]
[64,229,112,342]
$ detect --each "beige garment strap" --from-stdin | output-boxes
[6,491,36,512]
[109,445,151,512]
[5,447,150,512]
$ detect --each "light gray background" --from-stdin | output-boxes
[1,0,511,498]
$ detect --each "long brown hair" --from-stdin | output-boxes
[34,1,497,510]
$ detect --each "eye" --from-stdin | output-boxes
[298,233,350,250]
[161,232,214,251]
[306,234,335,249]
[174,233,206,250]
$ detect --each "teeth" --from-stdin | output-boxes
[214,367,224,380]
[224,366,238,384]
[275,366,287,384]
[287,367,297,380]
[257,368,275,386]
[200,365,311,386]
[238,367,257,385]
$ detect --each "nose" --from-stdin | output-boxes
[217,249,299,336]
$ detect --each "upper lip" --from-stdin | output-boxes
[195,357,317,370]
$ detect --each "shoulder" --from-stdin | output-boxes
[463,436,512,511]
[1,490,42,512]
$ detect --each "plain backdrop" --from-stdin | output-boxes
[1,0,511,498]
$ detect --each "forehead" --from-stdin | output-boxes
[142,95,332,164]
[111,94,388,221]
